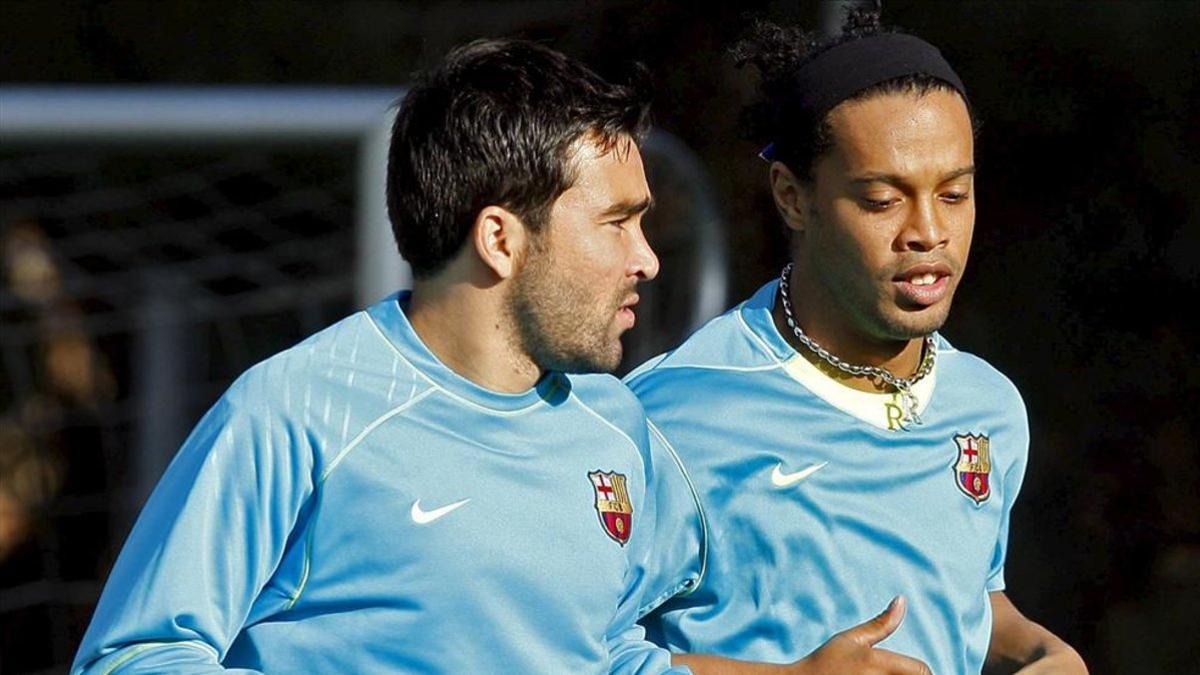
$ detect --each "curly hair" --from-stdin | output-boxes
[733,5,973,180]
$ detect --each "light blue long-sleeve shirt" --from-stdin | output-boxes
[628,280,1028,675]
[73,292,690,674]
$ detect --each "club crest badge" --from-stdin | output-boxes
[588,470,633,546]
[952,433,992,504]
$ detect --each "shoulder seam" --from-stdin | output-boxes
[364,313,546,417]
[623,352,669,382]
[646,419,709,596]
[568,390,640,456]
[363,312,440,391]
[736,308,788,366]
[318,388,436,483]
[630,311,784,377]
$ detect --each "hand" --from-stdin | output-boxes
[670,597,932,675]
[786,596,931,675]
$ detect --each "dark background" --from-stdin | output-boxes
[2,1,1197,672]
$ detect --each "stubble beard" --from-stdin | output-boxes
[508,243,624,374]
[876,293,954,341]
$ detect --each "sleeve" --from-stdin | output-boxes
[986,398,1030,593]
[604,606,691,674]
[72,374,315,674]
[604,419,694,675]
[635,420,705,617]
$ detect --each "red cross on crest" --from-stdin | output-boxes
[588,470,633,546]
[952,433,992,504]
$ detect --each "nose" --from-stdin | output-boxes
[628,223,660,282]
[900,197,950,252]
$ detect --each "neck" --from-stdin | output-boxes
[408,271,542,394]
[774,264,926,394]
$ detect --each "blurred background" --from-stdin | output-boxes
[1,1,1196,672]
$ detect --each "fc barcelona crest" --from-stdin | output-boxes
[588,470,633,546]
[952,433,992,504]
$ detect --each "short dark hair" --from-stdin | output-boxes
[733,8,976,181]
[387,38,652,278]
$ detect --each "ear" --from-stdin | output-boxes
[471,205,529,280]
[769,161,813,234]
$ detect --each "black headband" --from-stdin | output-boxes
[761,33,966,160]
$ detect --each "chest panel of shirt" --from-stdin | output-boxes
[282,390,643,661]
[656,367,1014,630]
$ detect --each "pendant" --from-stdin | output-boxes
[900,387,923,427]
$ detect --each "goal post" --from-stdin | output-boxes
[1,85,413,304]
[3,85,728,321]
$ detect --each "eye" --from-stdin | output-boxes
[860,197,897,212]
[941,191,971,204]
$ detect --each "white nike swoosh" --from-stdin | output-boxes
[410,498,471,525]
[770,461,829,487]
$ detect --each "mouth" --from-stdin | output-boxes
[617,293,639,330]
[892,262,954,307]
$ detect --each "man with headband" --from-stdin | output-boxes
[628,11,1087,674]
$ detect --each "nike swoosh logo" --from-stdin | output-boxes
[770,461,829,487]
[410,498,471,525]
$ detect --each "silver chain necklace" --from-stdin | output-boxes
[778,263,936,426]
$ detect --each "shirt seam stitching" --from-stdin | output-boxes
[287,386,436,610]
[646,419,709,599]
[365,312,548,417]
[568,391,641,456]
[735,306,789,366]
[99,640,219,674]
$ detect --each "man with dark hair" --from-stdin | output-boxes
[629,12,1087,674]
[72,38,687,673]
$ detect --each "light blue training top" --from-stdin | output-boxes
[627,280,1029,675]
[73,292,690,674]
